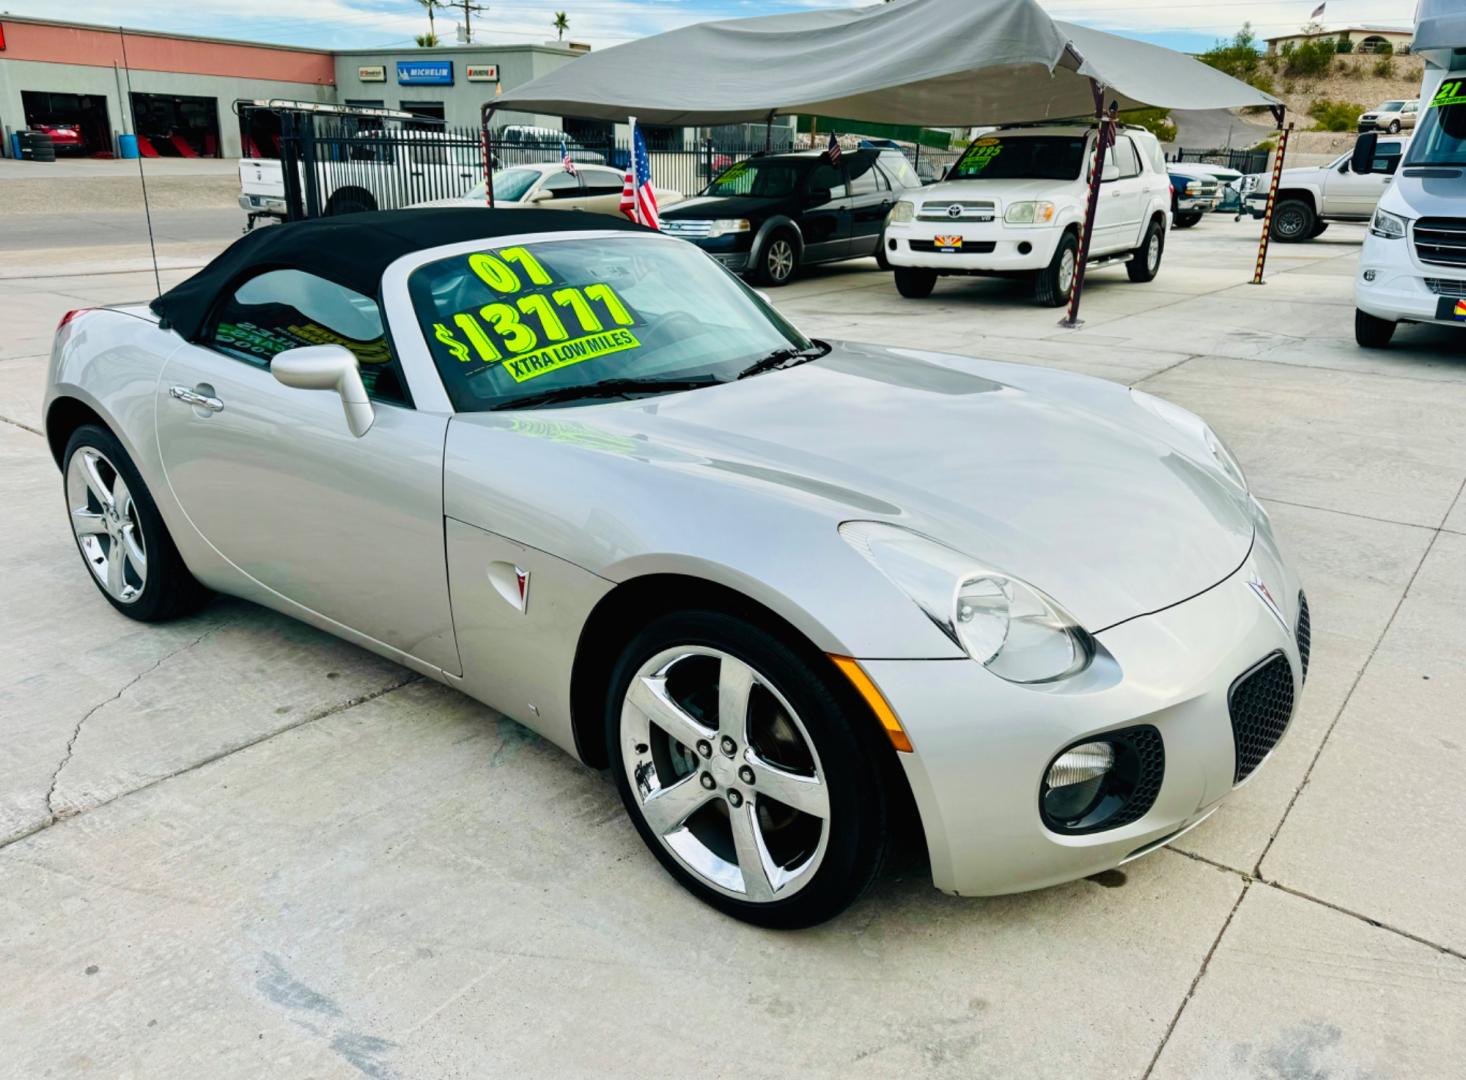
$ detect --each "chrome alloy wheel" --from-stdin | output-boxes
[766,239,795,282]
[1146,231,1162,273]
[66,447,147,604]
[620,647,830,902]
[1058,247,1077,294]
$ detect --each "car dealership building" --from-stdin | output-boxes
[0,15,581,159]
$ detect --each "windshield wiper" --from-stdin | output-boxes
[735,340,830,380]
[491,376,724,411]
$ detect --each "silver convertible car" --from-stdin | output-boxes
[44,209,1309,928]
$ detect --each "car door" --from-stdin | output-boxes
[799,161,852,262]
[1402,101,1420,129]
[1322,143,1401,216]
[845,152,894,257]
[574,166,629,214]
[1095,135,1144,253]
[153,268,460,673]
[531,168,585,208]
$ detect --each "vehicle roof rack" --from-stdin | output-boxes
[232,99,420,121]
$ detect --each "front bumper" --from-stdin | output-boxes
[1356,230,1466,326]
[1177,194,1220,214]
[885,220,1065,271]
[866,514,1304,896]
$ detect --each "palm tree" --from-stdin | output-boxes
[415,32,440,47]
[553,12,569,41]
[417,0,444,41]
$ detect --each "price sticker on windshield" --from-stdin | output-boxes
[429,245,644,383]
[958,139,1003,173]
[1431,80,1466,108]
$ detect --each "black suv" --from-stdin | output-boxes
[659,149,922,285]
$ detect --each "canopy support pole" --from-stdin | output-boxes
[1250,105,1291,285]
[1060,81,1116,330]
[764,110,775,152]
[480,103,497,207]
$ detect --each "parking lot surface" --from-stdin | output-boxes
[2,210,1464,1078]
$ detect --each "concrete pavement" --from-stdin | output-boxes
[1,211,1464,1078]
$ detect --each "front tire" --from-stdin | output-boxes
[1355,308,1396,348]
[606,610,891,928]
[1034,231,1078,307]
[1173,212,1202,229]
[1271,199,1316,243]
[753,231,798,286]
[893,266,936,298]
[63,425,210,622]
[1388,120,1402,134]
[1127,218,1165,283]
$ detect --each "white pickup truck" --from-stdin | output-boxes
[1243,136,1408,241]
[883,123,1173,305]
[237,104,484,227]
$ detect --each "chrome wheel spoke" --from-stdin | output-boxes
[749,754,829,819]
[106,537,127,596]
[728,801,776,902]
[640,772,715,836]
[121,525,147,578]
[716,654,755,739]
[71,508,108,536]
[80,451,113,510]
[627,673,714,753]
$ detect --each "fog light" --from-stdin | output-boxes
[1042,741,1113,820]
[1362,269,1377,282]
[887,237,897,251]
[1017,241,1033,255]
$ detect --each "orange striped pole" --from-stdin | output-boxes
[1251,117,1292,285]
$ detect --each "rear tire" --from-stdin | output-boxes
[1388,120,1402,134]
[1173,212,1202,229]
[606,610,892,929]
[62,425,211,622]
[1355,308,1396,348]
[326,188,376,216]
[894,267,936,298]
[1126,218,1165,283]
[1033,231,1078,307]
[1271,199,1315,243]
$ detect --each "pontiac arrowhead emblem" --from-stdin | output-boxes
[515,566,530,612]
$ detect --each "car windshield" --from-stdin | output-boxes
[704,160,805,198]
[1404,83,1466,166]
[473,169,540,203]
[410,235,813,411]
[948,134,1090,181]
[1379,101,1405,111]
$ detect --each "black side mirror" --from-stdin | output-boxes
[1352,132,1379,175]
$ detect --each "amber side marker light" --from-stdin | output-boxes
[829,655,913,753]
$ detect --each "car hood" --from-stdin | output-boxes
[661,194,788,218]
[472,342,1254,632]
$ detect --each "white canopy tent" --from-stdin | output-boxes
[487,0,1286,323]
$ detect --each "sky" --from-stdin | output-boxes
[0,0,1418,54]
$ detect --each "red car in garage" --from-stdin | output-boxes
[35,123,85,153]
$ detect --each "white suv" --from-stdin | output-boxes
[883,124,1173,305]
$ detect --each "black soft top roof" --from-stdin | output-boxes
[151,208,648,340]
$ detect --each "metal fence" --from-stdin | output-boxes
[1168,146,1271,175]
[268,107,967,221]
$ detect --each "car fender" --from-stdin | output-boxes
[750,215,804,262]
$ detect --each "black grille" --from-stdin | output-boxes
[1425,277,1466,297]
[1296,592,1311,684]
[1413,218,1466,267]
[1228,652,1295,784]
[1106,726,1165,829]
[908,240,996,253]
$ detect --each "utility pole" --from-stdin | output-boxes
[449,0,487,44]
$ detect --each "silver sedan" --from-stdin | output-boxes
[43,209,1308,928]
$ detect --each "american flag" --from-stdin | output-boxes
[826,131,842,164]
[1310,2,1325,18]
[560,139,577,175]
[619,117,660,230]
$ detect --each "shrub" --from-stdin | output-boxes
[1335,37,1354,54]
[1199,24,1282,98]
[1376,41,1395,56]
[1373,55,1396,78]
[1283,37,1336,78]
[1308,98,1365,132]
[1118,108,1177,143]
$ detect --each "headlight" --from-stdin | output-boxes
[889,200,916,223]
[1004,200,1057,225]
[1130,389,1248,491]
[840,521,1093,683]
[707,218,751,238]
[1369,208,1407,240]
[1184,181,1201,194]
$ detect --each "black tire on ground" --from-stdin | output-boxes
[875,234,891,271]
[1127,218,1166,283]
[1173,212,1202,229]
[1355,308,1397,348]
[1388,120,1402,134]
[894,266,937,298]
[1308,221,1330,238]
[753,230,799,286]
[605,609,893,929]
[1270,199,1316,243]
[326,189,377,216]
[1033,231,1079,307]
[62,425,211,622]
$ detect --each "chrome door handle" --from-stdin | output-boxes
[169,386,223,412]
